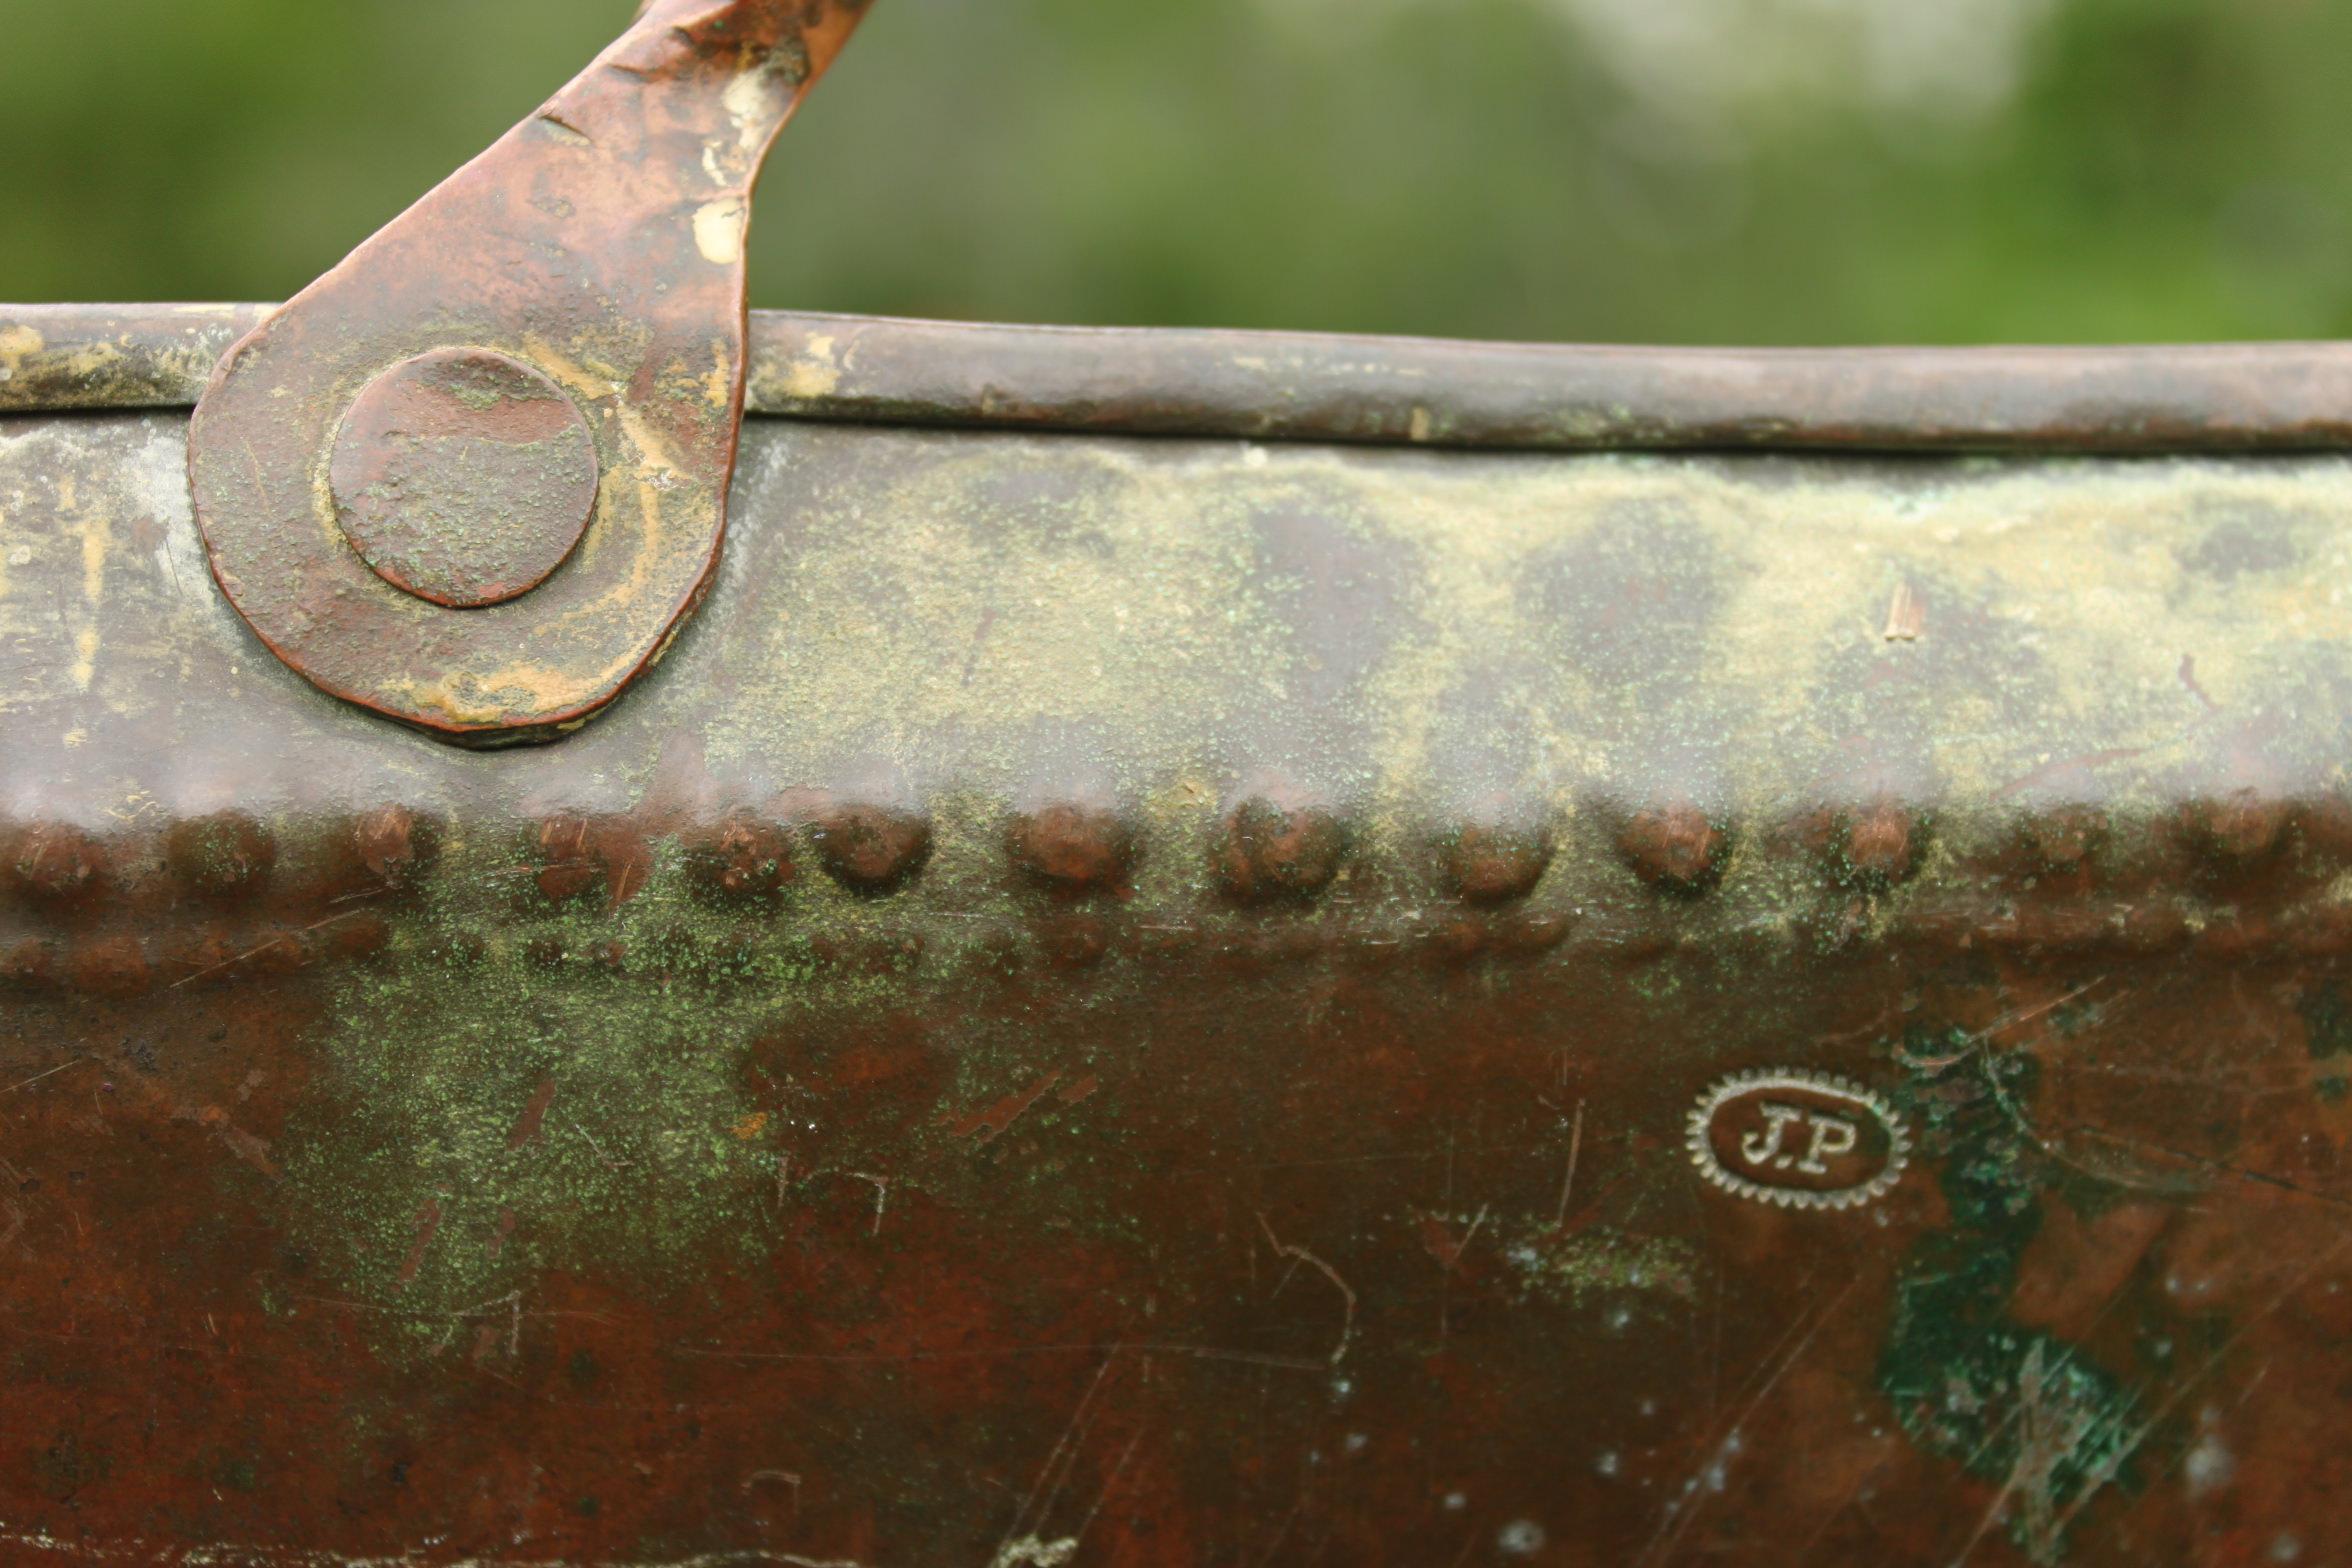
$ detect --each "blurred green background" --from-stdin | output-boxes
[2,0,2349,345]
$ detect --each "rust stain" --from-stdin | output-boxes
[1882,579,1925,641]
[397,1197,446,1289]
[948,1071,1065,1145]
[506,1077,560,1151]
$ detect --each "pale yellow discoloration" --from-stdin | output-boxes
[270,333,719,732]
[523,334,684,480]
[523,335,623,404]
[78,494,107,603]
[721,66,779,144]
[696,64,790,190]
[382,475,681,727]
[520,333,688,616]
[704,340,733,410]
[15,336,129,392]
[615,408,684,481]
[385,668,577,729]
[12,414,2352,918]
[776,332,843,400]
[0,323,44,383]
[535,114,593,151]
[714,437,1274,795]
[70,625,100,691]
[545,471,670,626]
[692,198,748,266]
[52,475,112,691]
[646,425,2352,945]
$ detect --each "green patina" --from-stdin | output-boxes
[278,818,1129,1361]
[1501,1219,1701,1308]
[2299,980,2352,1062]
[1876,1030,2150,1566]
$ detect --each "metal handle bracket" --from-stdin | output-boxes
[187,0,873,745]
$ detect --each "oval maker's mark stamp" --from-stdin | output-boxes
[1687,1070,1911,1211]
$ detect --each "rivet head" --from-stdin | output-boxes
[2191,788,2291,863]
[352,804,429,888]
[328,347,601,609]
[812,802,931,893]
[1838,801,1923,888]
[2,939,59,992]
[1219,794,1349,903]
[9,824,107,906]
[1618,802,1728,893]
[1442,818,1553,905]
[167,812,276,897]
[67,935,151,997]
[2016,806,2104,875]
[1009,803,1136,895]
[689,815,795,902]
[534,813,607,905]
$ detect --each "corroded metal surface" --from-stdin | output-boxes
[24,302,2352,453]
[185,0,870,745]
[8,404,2352,1563]
[0,305,268,412]
[328,348,604,609]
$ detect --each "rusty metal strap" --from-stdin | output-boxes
[9,302,2352,453]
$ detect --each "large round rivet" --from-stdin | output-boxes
[1442,818,1553,905]
[1618,802,1728,894]
[2015,805,2104,877]
[166,812,276,898]
[328,348,600,609]
[689,814,795,903]
[1009,803,1136,896]
[1219,793,1350,903]
[812,803,932,894]
[2192,788,2291,864]
[1839,801,1924,888]
[352,804,431,888]
[533,813,608,906]
[9,824,107,907]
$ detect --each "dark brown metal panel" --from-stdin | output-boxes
[6,409,2352,1564]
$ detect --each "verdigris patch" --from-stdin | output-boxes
[1877,1034,2159,1566]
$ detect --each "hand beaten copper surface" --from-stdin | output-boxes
[9,405,2352,1564]
[13,0,2352,1560]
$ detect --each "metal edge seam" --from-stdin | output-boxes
[8,303,2352,454]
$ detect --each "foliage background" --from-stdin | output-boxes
[2,0,2348,345]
